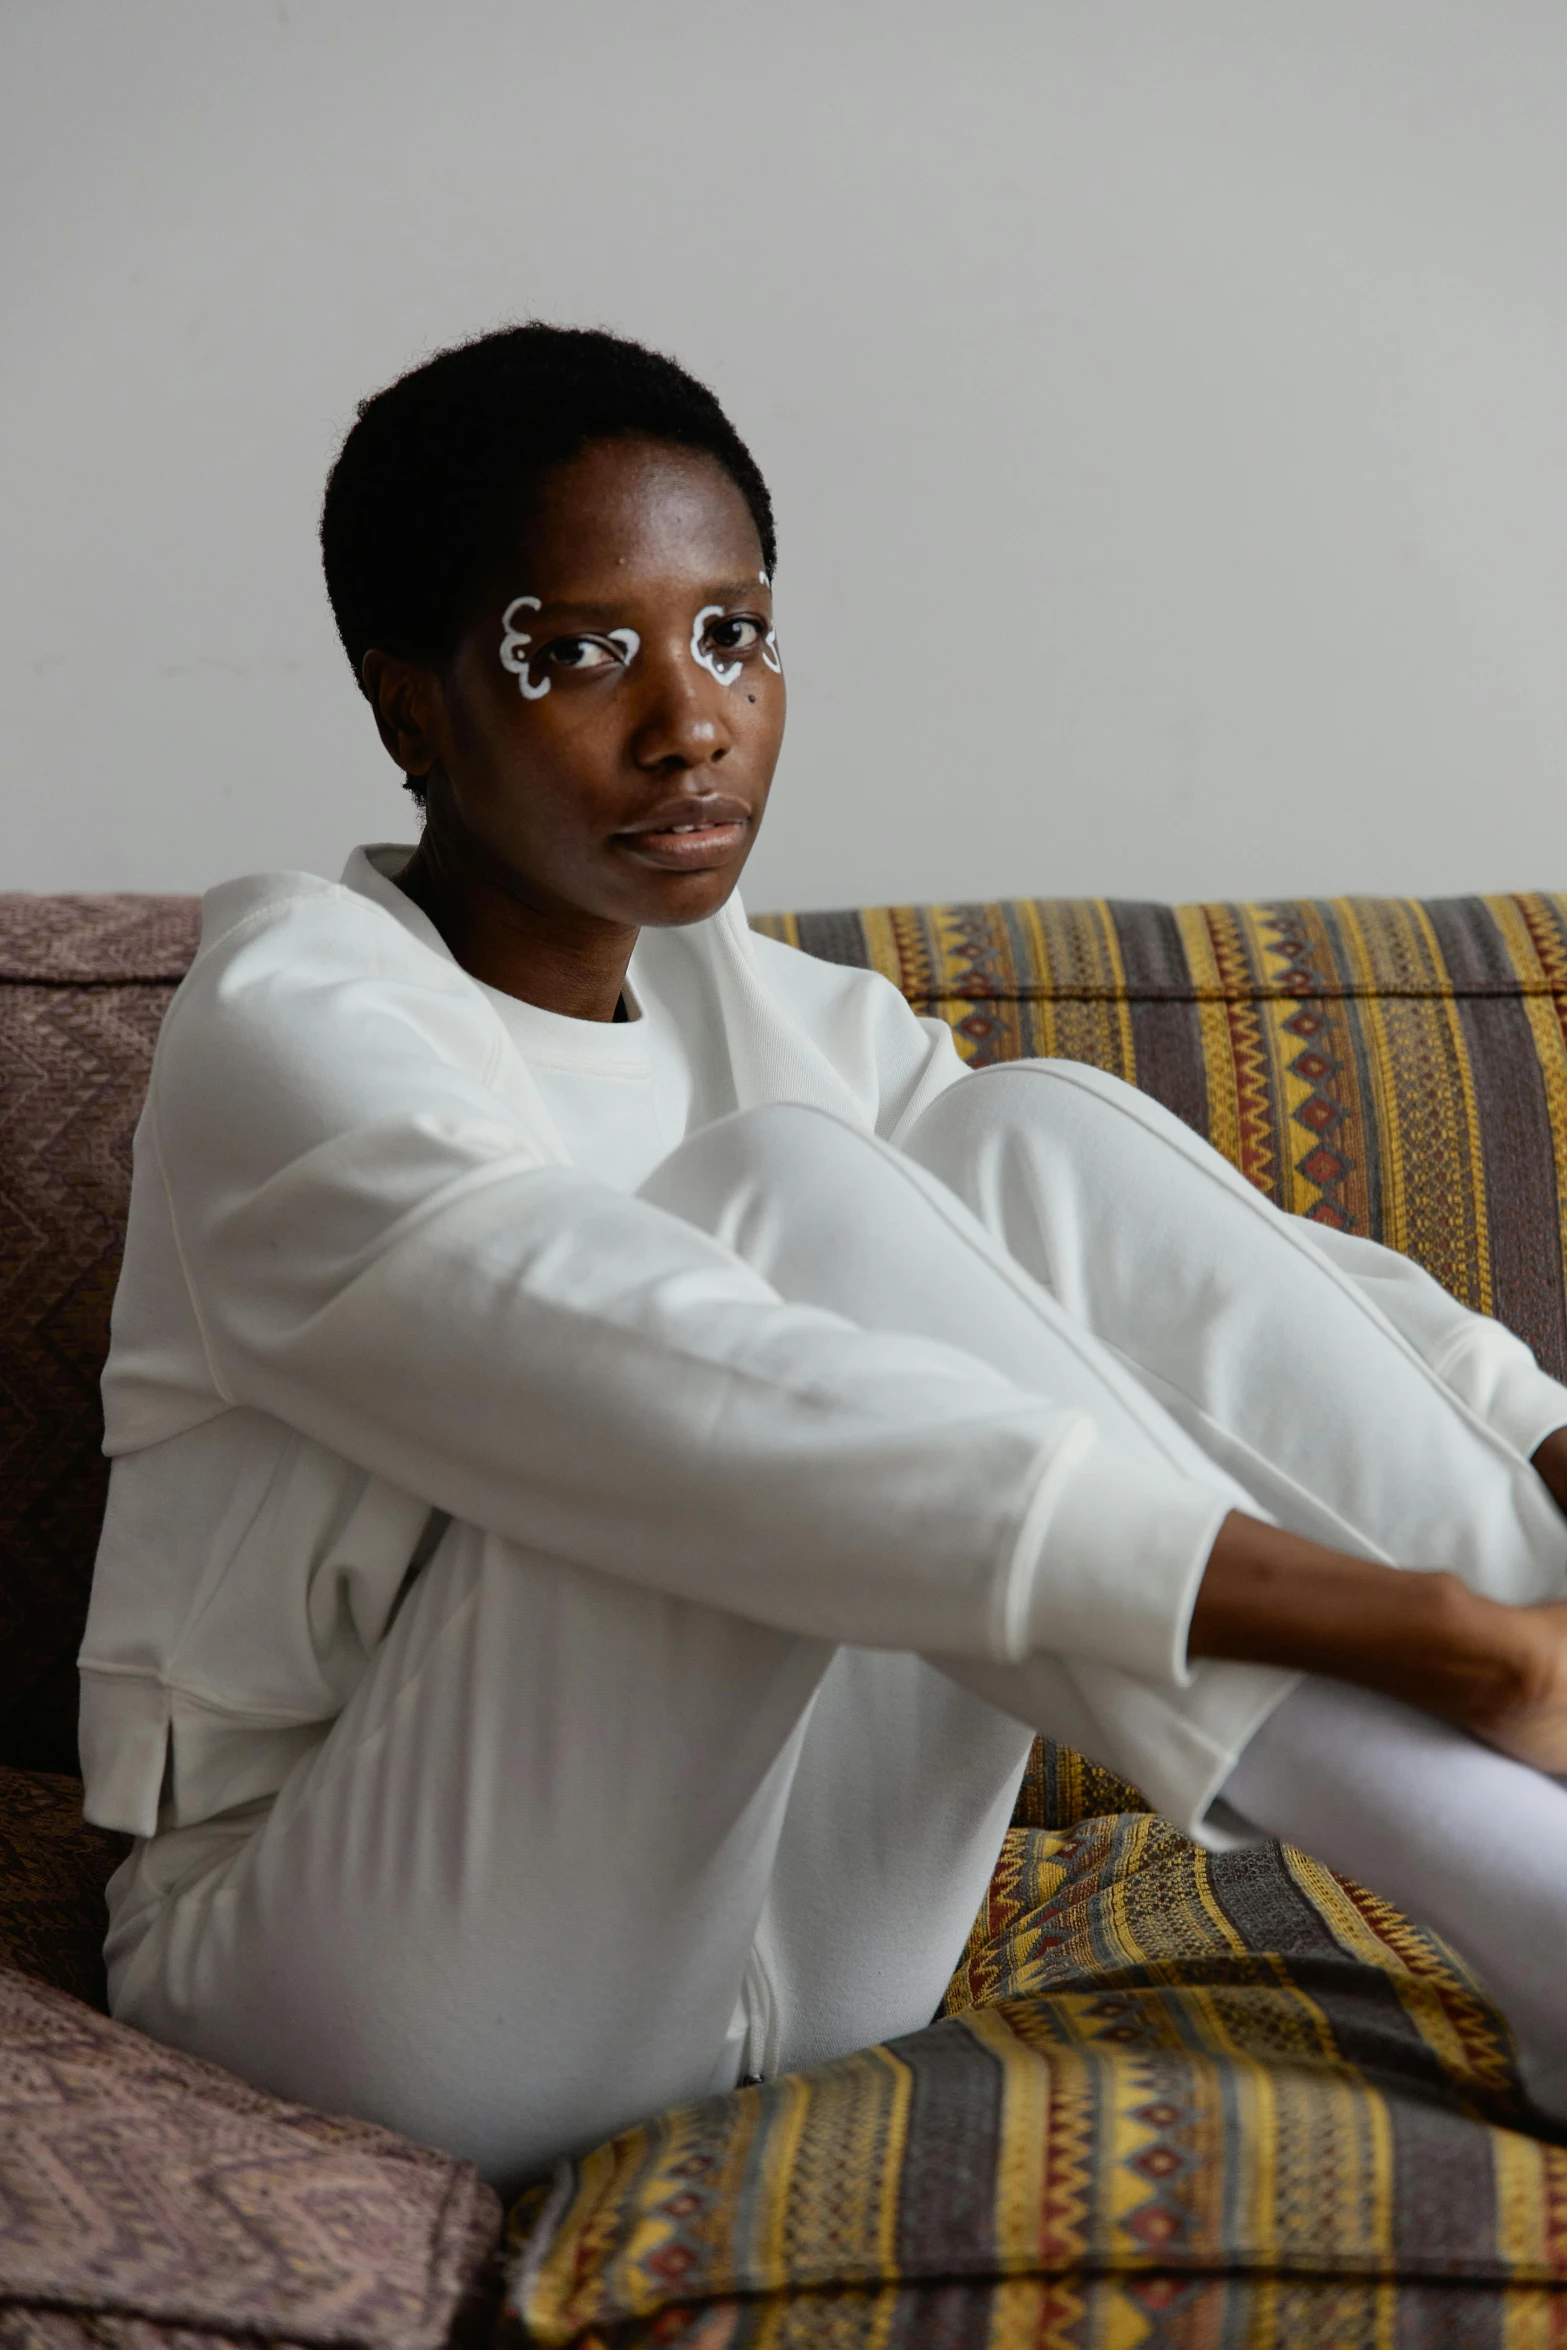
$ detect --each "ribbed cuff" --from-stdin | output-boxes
[1003,1430,1233,1688]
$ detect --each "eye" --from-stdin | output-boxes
[545,635,619,672]
[705,615,764,654]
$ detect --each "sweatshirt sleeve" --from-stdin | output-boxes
[1294,1219,1567,1459]
[136,892,1225,1681]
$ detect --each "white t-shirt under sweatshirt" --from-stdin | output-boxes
[477,974,689,1194]
[83,840,1259,1849]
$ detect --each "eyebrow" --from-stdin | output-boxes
[527,580,770,623]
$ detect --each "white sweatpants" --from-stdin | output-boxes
[108,1067,1567,2188]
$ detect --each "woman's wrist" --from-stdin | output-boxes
[1187,1512,1550,1747]
[1532,1425,1567,1515]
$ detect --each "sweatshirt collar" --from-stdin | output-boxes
[340,842,453,961]
[342,841,649,1042]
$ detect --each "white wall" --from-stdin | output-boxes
[6,1,1567,911]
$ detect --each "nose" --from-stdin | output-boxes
[629,638,734,772]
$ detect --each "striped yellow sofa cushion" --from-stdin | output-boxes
[504,1810,1567,2349]
[505,1843,1567,2350]
[755,893,1567,1377]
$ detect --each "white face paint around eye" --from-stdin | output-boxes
[691,605,741,687]
[757,572,783,675]
[499,595,550,700]
[500,604,641,696]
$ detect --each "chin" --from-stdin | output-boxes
[634,865,747,929]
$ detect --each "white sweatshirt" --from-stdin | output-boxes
[80,846,1227,1836]
[80,846,1567,1842]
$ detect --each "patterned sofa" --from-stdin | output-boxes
[4,886,1567,2349]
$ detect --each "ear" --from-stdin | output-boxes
[360,650,445,779]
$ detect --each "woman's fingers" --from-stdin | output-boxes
[1460,1599,1567,1773]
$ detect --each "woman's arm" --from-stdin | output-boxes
[139,888,1227,1679]
[1189,1509,1567,1772]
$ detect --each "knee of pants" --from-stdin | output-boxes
[908,1061,1162,1189]
[913,1054,1242,1219]
[641,1099,904,1256]
[901,1062,1152,1286]
[639,1099,1022,1327]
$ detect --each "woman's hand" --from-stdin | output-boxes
[1188,1513,1567,1773]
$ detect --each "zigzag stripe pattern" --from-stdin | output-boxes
[508,1810,1567,2347]
[1203,908,1277,1197]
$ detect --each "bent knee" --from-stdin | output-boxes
[903,1060,1242,1279]
[907,1058,1156,1178]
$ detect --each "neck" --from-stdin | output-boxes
[396,820,636,1024]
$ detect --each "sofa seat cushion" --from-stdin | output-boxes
[500,1812,1567,2350]
[513,2273,1567,2347]
[0,1968,501,2350]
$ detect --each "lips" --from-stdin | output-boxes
[614,798,751,871]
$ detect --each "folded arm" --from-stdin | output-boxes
[133,903,1222,1674]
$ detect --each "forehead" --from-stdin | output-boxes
[511,437,761,593]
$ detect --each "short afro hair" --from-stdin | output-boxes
[320,322,776,686]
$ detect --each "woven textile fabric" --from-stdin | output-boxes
[0,1966,501,2349]
[0,892,199,1767]
[757,894,1567,1381]
[501,1820,1566,2350]
[519,2275,1567,2346]
[0,894,199,1771]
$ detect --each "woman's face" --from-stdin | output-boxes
[372,435,785,934]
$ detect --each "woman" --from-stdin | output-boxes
[83,323,1567,2191]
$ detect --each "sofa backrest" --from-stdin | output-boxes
[756,894,1567,1374]
[4,886,1567,1773]
[1,895,199,1769]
